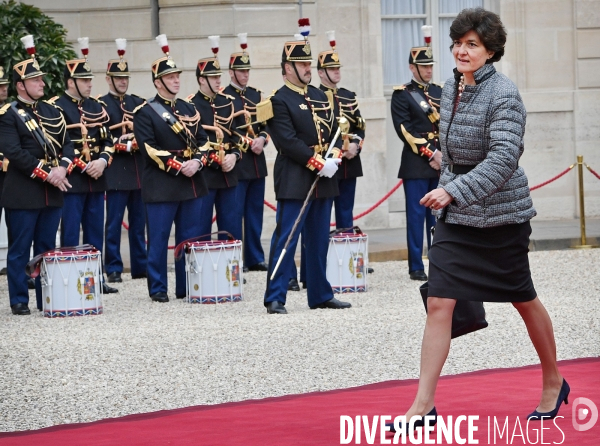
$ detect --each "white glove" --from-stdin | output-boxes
[317,157,341,178]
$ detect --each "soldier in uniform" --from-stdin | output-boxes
[54,37,118,294]
[101,39,147,283]
[263,21,351,314]
[295,32,373,288]
[223,33,270,272]
[390,26,442,281]
[293,31,371,290]
[0,36,74,315]
[188,36,242,242]
[133,35,209,302]
[317,31,366,230]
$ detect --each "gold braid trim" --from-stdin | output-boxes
[144,142,169,171]
[400,124,428,156]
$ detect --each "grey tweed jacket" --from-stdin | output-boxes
[438,63,536,228]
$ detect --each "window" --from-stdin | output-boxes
[381,0,484,86]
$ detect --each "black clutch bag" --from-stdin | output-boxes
[420,282,488,339]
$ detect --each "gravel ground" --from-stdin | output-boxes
[0,249,599,432]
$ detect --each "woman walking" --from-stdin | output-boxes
[393,7,569,431]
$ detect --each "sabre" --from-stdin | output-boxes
[270,117,348,280]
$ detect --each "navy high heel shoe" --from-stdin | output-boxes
[386,407,438,433]
[527,379,570,420]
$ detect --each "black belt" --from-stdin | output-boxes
[448,164,476,174]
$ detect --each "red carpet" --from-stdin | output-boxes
[1,357,598,445]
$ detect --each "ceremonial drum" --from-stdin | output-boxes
[41,249,103,317]
[326,228,369,293]
[185,240,243,304]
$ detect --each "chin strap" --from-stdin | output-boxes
[110,77,126,97]
[206,77,218,96]
[324,68,335,86]
[232,71,244,91]
[159,76,176,96]
[22,82,36,104]
[415,65,429,88]
[197,77,217,99]
[292,62,308,86]
[73,78,86,100]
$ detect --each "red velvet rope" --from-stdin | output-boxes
[121,165,579,248]
[529,165,574,191]
[348,179,404,222]
[262,180,404,227]
[586,163,600,181]
[263,200,277,212]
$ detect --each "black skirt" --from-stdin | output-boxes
[427,219,537,302]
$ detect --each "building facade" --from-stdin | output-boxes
[24,0,600,232]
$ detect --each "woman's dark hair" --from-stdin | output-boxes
[449,8,506,63]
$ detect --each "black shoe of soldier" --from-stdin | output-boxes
[11,303,31,315]
[107,272,123,283]
[310,298,352,310]
[409,270,428,281]
[248,262,269,272]
[266,301,287,314]
[151,292,169,303]
[102,282,119,294]
[288,278,300,291]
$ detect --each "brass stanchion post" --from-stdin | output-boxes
[572,155,594,249]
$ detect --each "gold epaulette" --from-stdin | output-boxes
[0,103,10,116]
[131,94,146,101]
[218,92,235,101]
[247,85,262,95]
[393,85,407,91]
[46,96,59,104]
[185,94,195,103]
[256,97,273,122]
[42,99,63,111]
[132,103,145,114]
[90,96,108,107]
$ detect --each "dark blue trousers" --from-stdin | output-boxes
[235,178,266,267]
[61,192,105,252]
[7,207,61,308]
[403,178,438,273]
[145,198,204,297]
[265,198,334,308]
[295,230,308,284]
[198,187,241,241]
[334,177,357,230]
[296,178,356,284]
[105,190,147,277]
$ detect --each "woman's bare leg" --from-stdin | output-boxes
[513,297,563,412]
[405,296,456,419]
